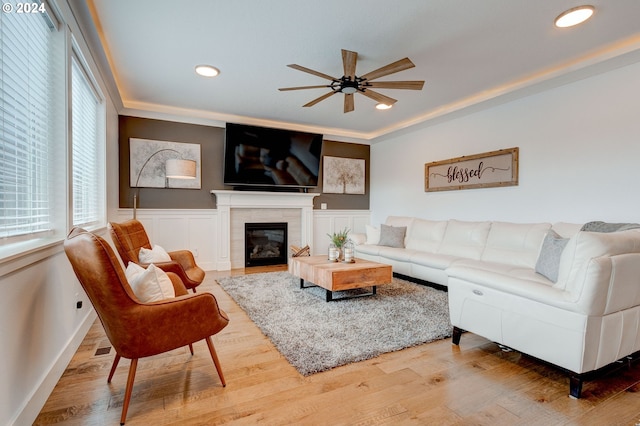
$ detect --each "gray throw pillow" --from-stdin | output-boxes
[378,224,407,248]
[535,230,569,282]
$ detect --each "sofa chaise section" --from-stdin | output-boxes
[353,216,640,397]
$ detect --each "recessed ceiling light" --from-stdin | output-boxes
[195,65,220,77]
[375,103,392,110]
[554,5,595,28]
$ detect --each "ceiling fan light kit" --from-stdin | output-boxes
[195,64,220,77]
[279,49,424,113]
[554,5,595,28]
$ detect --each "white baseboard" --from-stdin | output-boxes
[12,309,97,426]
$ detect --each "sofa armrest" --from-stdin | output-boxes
[350,233,366,245]
[570,253,640,316]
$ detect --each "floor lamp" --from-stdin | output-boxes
[132,149,197,219]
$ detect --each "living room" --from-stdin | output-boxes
[2,1,640,424]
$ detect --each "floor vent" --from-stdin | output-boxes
[95,346,112,356]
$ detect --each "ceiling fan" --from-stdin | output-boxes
[279,49,425,113]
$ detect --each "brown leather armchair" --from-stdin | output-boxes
[64,227,229,425]
[109,219,204,292]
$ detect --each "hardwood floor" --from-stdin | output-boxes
[35,266,640,425]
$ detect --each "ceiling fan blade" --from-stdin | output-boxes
[344,93,354,113]
[287,64,337,81]
[360,89,397,106]
[365,80,424,90]
[360,57,415,81]
[279,85,331,91]
[342,49,358,80]
[303,91,336,107]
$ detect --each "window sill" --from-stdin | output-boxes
[0,226,107,278]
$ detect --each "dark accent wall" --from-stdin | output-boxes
[119,116,222,209]
[118,116,369,210]
[315,140,370,210]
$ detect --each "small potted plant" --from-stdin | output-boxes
[327,227,350,260]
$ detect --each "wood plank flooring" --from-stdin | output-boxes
[35,266,640,425]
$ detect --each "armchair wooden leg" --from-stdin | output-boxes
[205,336,226,387]
[189,344,194,355]
[120,358,138,425]
[108,354,121,383]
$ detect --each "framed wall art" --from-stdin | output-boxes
[323,156,365,194]
[130,138,201,189]
[425,147,518,192]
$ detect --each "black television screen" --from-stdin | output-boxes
[223,123,323,189]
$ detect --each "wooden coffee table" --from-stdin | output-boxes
[289,255,393,301]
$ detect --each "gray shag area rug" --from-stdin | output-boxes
[216,271,451,375]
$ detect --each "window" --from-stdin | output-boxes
[0,1,106,261]
[0,4,62,240]
[71,54,104,228]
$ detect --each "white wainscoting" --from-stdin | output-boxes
[312,210,371,257]
[113,209,217,271]
[114,209,371,270]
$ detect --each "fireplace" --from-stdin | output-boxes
[245,222,288,267]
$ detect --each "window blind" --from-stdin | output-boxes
[71,57,103,228]
[0,6,55,239]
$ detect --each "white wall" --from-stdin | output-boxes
[0,247,95,425]
[0,1,121,424]
[0,106,119,426]
[369,60,640,226]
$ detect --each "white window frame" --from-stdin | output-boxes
[0,1,66,251]
[69,40,106,231]
[0,0,108,272]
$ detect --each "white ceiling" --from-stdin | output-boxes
[81,0,640,140]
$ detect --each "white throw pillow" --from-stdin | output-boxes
[138,244,171,263]
[125,262,175,303]
[365,225,381,245]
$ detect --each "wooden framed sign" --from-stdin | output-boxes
[425,147,519,192]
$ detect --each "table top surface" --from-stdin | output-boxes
[290,255,390,269]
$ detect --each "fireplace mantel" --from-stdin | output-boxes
[211,190,319,209]
[211,190,319,270]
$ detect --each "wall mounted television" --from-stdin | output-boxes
[223,123,323,190]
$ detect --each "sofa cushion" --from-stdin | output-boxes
[365,225,381,244]
[378,224,407,248]
[385,216,415,246]
[405,219,448,253]
[449,258,553,286]
[551,222,582,238]
[376,246,414,262]
[355,244,383,256]
[438,220,491,260]
[409,250,461,269]
[535,230,569,282]
[482,222,551,268]
[446,264,571,309]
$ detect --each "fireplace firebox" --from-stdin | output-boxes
[244,222,288,267]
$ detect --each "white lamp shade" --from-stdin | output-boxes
[165,159,196,179]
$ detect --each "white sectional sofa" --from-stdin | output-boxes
[353,216,640,397]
